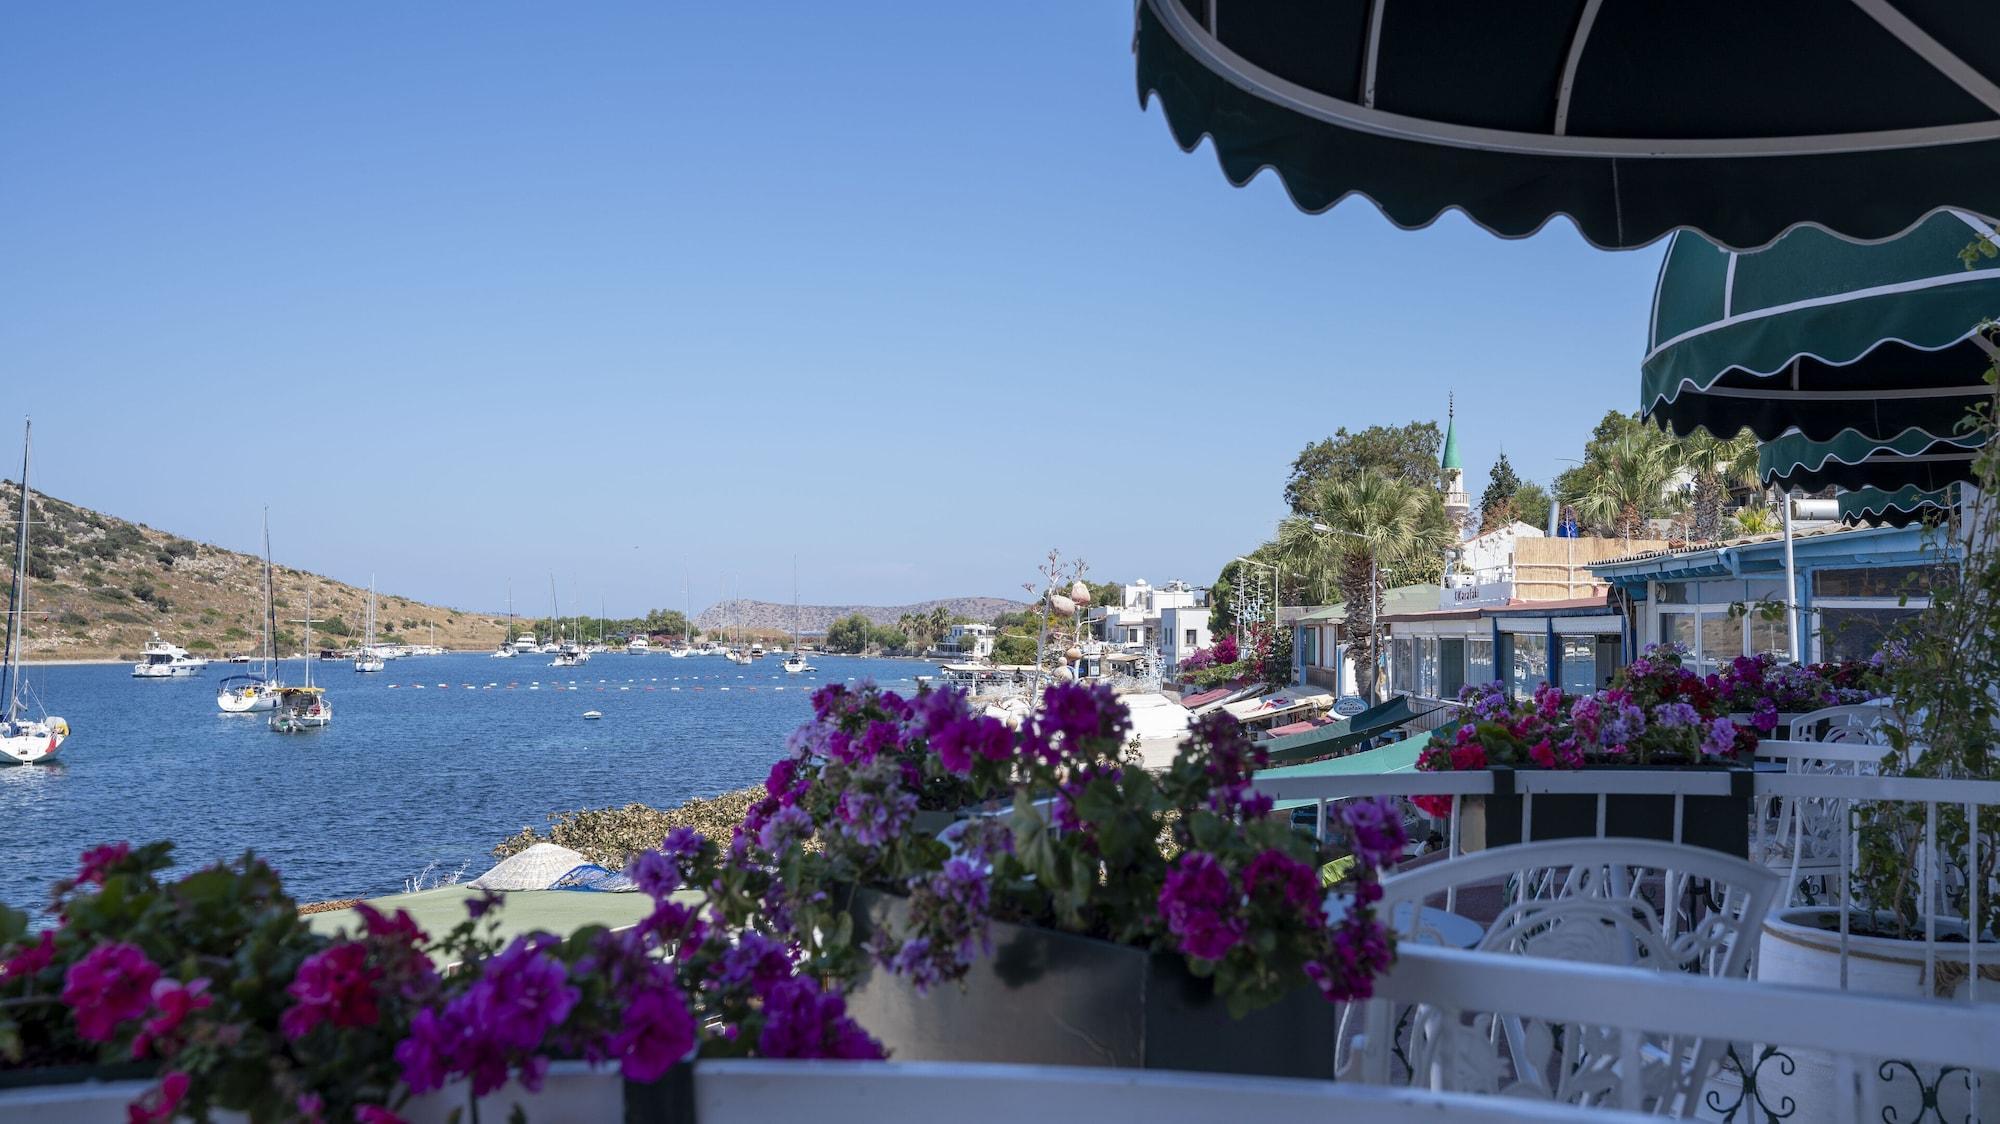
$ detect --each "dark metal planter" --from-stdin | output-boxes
[623,1061,696,1124]
[839,887,1338,1079]
[1471,765,1754,859]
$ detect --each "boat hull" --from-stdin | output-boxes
[216,689,277,713]
[132,665,201,679]
[0,720,66,766]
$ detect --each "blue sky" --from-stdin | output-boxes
[0,3,1663,615]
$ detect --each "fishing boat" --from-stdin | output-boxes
[353,577,385,673]
[132,634,208,678]
[271,590,332,732]
[782,558,815,674]
[0,421,69,766]
[218,512,282,713]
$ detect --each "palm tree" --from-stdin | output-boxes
[1277,469,1455,699]
[1681,427,1761,541]
[1734,505,1781,536]
[1564,429,1684,547]
[927,606,951,649]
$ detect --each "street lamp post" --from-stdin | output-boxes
[1310,522,1382,699]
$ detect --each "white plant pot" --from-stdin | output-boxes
[1755,907,2000,1120]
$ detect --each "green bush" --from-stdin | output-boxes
[1180,660,1254,690]
[186,640,216,652]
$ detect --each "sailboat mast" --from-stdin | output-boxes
[261,509,275,680]
[302,590,314,689]
[793,555,801,654]
[2,421,33,724]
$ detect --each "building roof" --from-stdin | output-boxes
[1294,584,1443,625]
[1441,394,1462,471]
[1379,593,1612,624]
[1587,521,1945,586]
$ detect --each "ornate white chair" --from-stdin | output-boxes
[1754,703,1900,907]
[1348,838,1778,1116]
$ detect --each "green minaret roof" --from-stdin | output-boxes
[1441,394,1462,472]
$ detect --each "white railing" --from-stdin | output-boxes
[1264,757,2000,1005]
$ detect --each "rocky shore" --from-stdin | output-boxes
[493,786,775,869]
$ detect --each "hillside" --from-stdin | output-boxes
[1,482,506,661]
[695,597,1027,635]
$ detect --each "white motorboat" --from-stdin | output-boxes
[353,578,385,673]
[271,590,331,732]
[218,512,281,713]
[133,634,207,678]
[582,710,602,720]
[781,654,815,674]
[625,635,651,654]
[512,632,537,654]
[1,421,69,766]
[667,646,691,658]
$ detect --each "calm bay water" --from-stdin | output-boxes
[0,652,918,909]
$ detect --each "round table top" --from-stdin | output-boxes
[1324,893,1485,949]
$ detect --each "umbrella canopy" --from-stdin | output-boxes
[1642,210,2000,440]
[1838,484,1956,527]
[1135,0,2000,251]
[1757,426,1984,492]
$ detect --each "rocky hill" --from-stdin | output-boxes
[1,482,506,661]
[695,597,1027,635]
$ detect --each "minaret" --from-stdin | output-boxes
[1441,393,1471,532]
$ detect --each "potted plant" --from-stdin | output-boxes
[1754,411,2000,1120]
[706,680,1404,1079]
[0,835,884,1123]
[1712,651,1886,735]
[1413,647,1759,856]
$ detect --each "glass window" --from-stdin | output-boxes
[1659,612,1695,653]
[1699,612,1742,671]
[1392,638,1415,695]
[1439,637,1467,700]
[1816,607,1921,662]
[1656,581,1691,604]
[1510,634,1548,698]
[1595,636,1623,689]
[1560,636,1597,696]
[1813,564,1953,599]
[1418,637,1439,697]
[1747,614,1791,661]
[1467,637,1494,689]
[1185,628,1198,648]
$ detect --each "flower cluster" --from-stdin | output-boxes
[1715,653,1885,719]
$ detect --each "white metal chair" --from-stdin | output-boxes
[1350,838,1778,1116]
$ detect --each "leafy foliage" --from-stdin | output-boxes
[1283,422,1444,512]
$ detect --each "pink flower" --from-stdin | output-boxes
[3,931,56,979]
[1158,852,1244,961]
[754,976,883,1059]
[296,1093,326,1123]
[1528,738,1556,768]
[77,842,132,887]
[126,1071,187,1124]
[63,942,161,1042]
[606,973,697,1082]
[130,977,212,1059]
[282,942,382,1039]
[355,1107,408,1124]
[1244,850,1323,918]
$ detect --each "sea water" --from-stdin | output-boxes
[0,652,918,907]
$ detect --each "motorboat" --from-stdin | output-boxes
[625,635,651,654]
[133,634,207,678]
[726,648,754,666]
[781,653,815,674]
[667,646,691,658]
[512,632,537,654]
[270,589,331,732]
[582,710,602,720]
[0,421,69,765]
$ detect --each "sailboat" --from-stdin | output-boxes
[549,576,585,667]
[218,512,282,712]
[353,577,384,673]
[782,557,814,674]
[492,582,518,658]
[270,589,331,732]
[0,420,69,766]
[668,564,693,657]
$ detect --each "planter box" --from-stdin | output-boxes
[1466,765,1753,859]
[1754,907,2000,1120]
[841,888,1338,1079]
[0,1067,176,1124]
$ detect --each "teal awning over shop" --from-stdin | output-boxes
[1642,211,2000,441]
[1758,426,1984,492]
[1838,484,1957,527]
[1262,731,1428,812]
[1136,0,2000,252]
[1261,696,1427,766]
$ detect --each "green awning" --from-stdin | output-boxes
[1642,211,2000,441]
[1758,426,1984,492]
[1136,0,2000,252]
[1262,731,1428,812]
[1838,484,1956,527]
[1262,695,1424,766]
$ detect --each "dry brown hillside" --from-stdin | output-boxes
[1,482,504,661]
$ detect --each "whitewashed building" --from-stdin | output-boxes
[1086,579,1202,647]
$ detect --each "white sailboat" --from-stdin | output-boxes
[668,564,693,657]
[493,582,518,658]
[218,511,281,713]
[549,576,584,667]
[353,577,384,673]
[0,421,69,766]
[782,557,814,674]
[270,590,331,732]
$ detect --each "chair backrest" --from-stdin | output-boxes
[1785,701,1893,745]
[1359,838,1780,1115]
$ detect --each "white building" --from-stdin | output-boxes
[941,622,995,660]
[1086,579,1203,647]
[1157,603,1212,673]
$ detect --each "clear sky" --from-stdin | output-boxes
[0,3,1664,616]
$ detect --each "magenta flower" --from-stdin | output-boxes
[281,942,382,1039]
[125,1071,188,1124]
[467,937,579,1053]
[3,931,56,979]
[1158,852,1244,961]
[606,973,696,1083]
[754,976,884,1059]
[354,1107,408,1124]
[1339,798,1407,870]
[130,977,212,1059]
[63,942,161,1042]
[1244,850,1323,918]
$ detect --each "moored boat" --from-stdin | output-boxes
[270,590,331,732]
[133,634,207,678]
[0,420,69,766]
